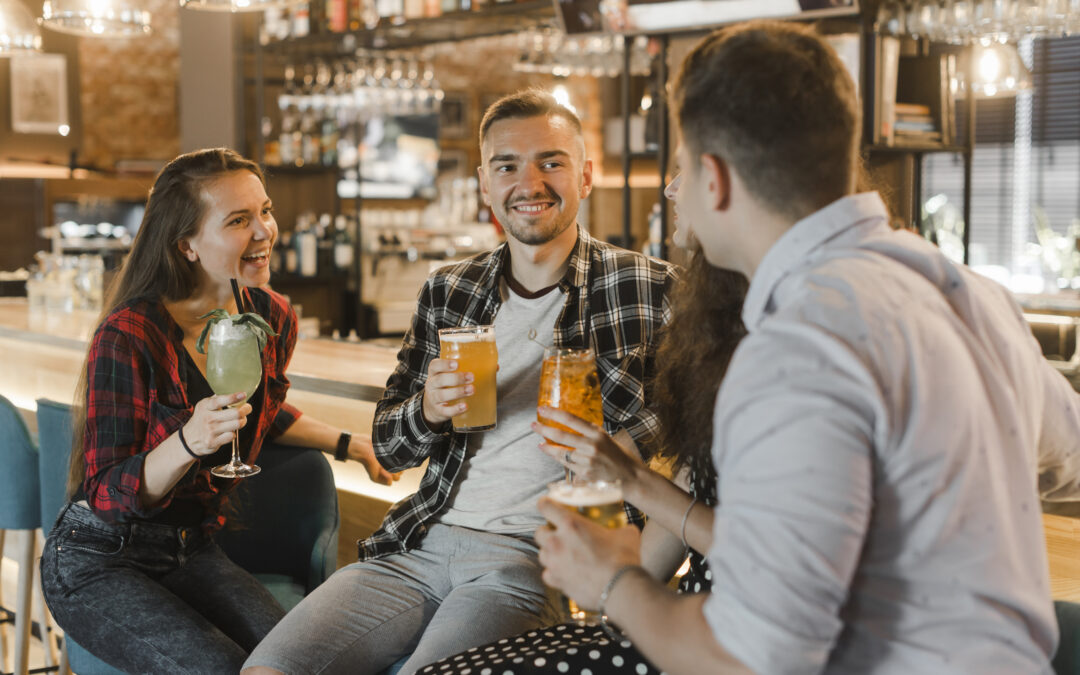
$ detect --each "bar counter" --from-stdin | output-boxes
[0,297,423,568]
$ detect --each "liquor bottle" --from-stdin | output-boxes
[317,213,335,272]
[291,2,310,37]
[333,214,355,270]
[296,216,319,277]
[326,0,347,31]
[282,232,298,274]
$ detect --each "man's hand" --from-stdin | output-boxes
[535,497,642,610]
[348,433,401,486]
[420,358,474,430]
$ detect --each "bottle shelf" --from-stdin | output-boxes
[259,0,555,54]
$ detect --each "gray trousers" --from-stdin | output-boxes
[245,523,564,675]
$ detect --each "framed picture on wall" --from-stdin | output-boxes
[10,54,69,135]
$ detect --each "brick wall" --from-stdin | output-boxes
[77,0,181,169]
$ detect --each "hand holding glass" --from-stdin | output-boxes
[206,318,263,478]
[537,347,603,480]
[545,479,627,625]
[438,325,498,432]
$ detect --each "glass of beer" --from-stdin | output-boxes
[546,479,628,625]
[206,317,264,478]
[537,347,603,480]
[438,325,498,432]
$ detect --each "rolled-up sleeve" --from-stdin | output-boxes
[703,327,879,675]
[83,325,167,521]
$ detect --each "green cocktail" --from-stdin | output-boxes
[207,317,263,478]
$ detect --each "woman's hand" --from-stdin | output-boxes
[182,392,251,456]
[348,433,401,486]
[536,497,642,610]
[533,406,646,486]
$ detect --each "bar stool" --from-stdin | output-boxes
[36,398,121,675]
[0,394,42,675]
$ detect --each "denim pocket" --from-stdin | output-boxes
[59,526,125,556]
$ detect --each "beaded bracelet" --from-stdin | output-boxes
[598,564,642,639]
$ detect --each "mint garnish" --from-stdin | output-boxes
[196,309,278,354]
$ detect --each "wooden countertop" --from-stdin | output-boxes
[0,298,400,402]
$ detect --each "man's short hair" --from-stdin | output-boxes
[672,21,861,219]
[479,89,583,147]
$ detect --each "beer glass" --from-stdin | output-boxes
[537,347,603,480]
[438,325,498,432]
[546,479,627,625]
[207,317,264,478]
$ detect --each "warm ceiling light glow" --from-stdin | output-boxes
[552,84,577,115]
[40,0,151,37]
[0,0,42,55]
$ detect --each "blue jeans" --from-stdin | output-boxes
[40,502,285,674]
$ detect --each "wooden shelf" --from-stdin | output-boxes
[865,143,968,155]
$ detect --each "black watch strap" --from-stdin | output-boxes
[335,431,352,462]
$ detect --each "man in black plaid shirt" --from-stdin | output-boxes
[245,90,678,675]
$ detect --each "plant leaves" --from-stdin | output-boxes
[236,312,278,351]
[195,308,231,354]
[194,309,278,354]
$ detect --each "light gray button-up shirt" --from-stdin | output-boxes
[704,192,1080,674]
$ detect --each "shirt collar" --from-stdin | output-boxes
[742,192,890,330]
[490,225,592,294]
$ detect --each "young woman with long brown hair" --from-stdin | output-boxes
[40,148,394,673]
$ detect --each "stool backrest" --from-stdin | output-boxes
[0,394,40,529]
[35,398,74,532]
[217,443,340,593]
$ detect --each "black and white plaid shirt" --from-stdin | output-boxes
[361,228,679,560]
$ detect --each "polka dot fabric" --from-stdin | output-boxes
[416,624,664,675]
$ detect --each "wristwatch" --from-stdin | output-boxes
[334,431,352,462]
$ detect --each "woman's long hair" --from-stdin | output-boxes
[651,251,748,493]
[66,149,265,497]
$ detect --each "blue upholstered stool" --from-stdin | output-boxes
[0,394,42,675]
[36,399,123,675]
[217,442,340,611]
[1055,600,1080,675]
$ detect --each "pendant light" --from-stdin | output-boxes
[39,0,152,37]
[0,0,42,54]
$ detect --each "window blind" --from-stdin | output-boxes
[921,35,1080,278]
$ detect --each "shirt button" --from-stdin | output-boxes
[107,487,118,495]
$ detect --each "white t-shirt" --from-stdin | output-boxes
[439,279,568,534]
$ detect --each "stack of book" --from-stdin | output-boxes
[893,103,941,145]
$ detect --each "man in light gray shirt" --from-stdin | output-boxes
[533,20,1080,675]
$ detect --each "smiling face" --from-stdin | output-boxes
[478,114,592,247]
[180,170,277,295]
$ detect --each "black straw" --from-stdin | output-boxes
[230,278,246,314]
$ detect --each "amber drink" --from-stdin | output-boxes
[546,479,627,624]
[537,347,603,479]
[438,325,498,432]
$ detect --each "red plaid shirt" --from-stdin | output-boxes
[81,288,300,532]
